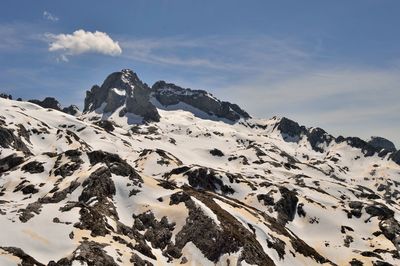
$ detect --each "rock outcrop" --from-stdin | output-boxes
[0,93,12,100]
[29,97,62,111]
[152,81,250,121]
[62,105,80,116]
[84,69,160,122]
[368,136,397,152]
[273,117,334,152]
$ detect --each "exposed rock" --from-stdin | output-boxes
[53,152,83,178]
[257,194,275,206]
[79,166,115,203]
[0,127,31,155]
[336,136,380,157]
[75,204,115,237]
[134,211,175,250]
[274,187,299,225]
[62,105,80,116]
[390,150,400,165]
[125,80,160,122]
[0,154,24,173]
[166,167,234,194]
[273,117,334,152]
[87,150,142,184]
[209,148,224,157]
[94,120,115,132]
[0,247,44,265]
[365,203,394,220]
[84,69,160,122]
[0,93,12,100]
[18,202,42,222]
[274,117,303,140]
[21,184,39,195]
[379,217,400,252]
[152,81,250,121]
[29,97,61,111]
[368,136,396,152]
[130,254,154,266]
[169,189,275,265]
[39,181,80,203]
[307,127,334,153]
[50,241,118,266]
[21,161,44,174]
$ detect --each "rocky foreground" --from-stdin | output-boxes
[0,69,399,265]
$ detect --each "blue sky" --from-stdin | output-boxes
[1,0,399,145]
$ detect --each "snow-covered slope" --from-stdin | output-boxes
[0,70,399,266]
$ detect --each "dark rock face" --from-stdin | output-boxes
[29,97,61,111]
[50,241,118,266]
[307,127,334,153]
[209,148,224,157]
[21,161,44,174]
[336,136,381,157]
[94,120,115,132]
[0,93,12,100]
[79,167,116,203]
[53,150,84,178]
[0,154,24,173]
[0,247,44,266]
[274,187,299,225]
[62,105,80,116]
[368,136,397,152]
[134,211,175,250]
[40,181,80,203]
[0,127,31,155]
[152,81,250,121]
[274,117,303,139]
[87,150,142,183]
[365,203,394,220]
[168,190,275,265]
[390,150,400,165]
[274,117,333,152]
[274,117,397,158]
[257,194,275,206]
[84,69,160,122]
[165,167,234,194]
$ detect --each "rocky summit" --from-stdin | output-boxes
[0,69,399,266]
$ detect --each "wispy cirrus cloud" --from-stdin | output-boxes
[215,66,400,145]
[45,29,122,61]
[0,23,41,51]
[43,11,59,22]
[120,35,312,72]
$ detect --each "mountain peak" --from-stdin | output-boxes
[83,69,160,122]
[83,69,250,123]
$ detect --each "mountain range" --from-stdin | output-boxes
[0,69,399,266]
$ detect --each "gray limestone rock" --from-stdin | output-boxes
[29,97,61,111]
[368,136,397,152]
[84,69,160,122]
[62,105,80,116]
[152,81,250,122]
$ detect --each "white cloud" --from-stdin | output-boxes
[43,11,59,22]
[46,29,122,60]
